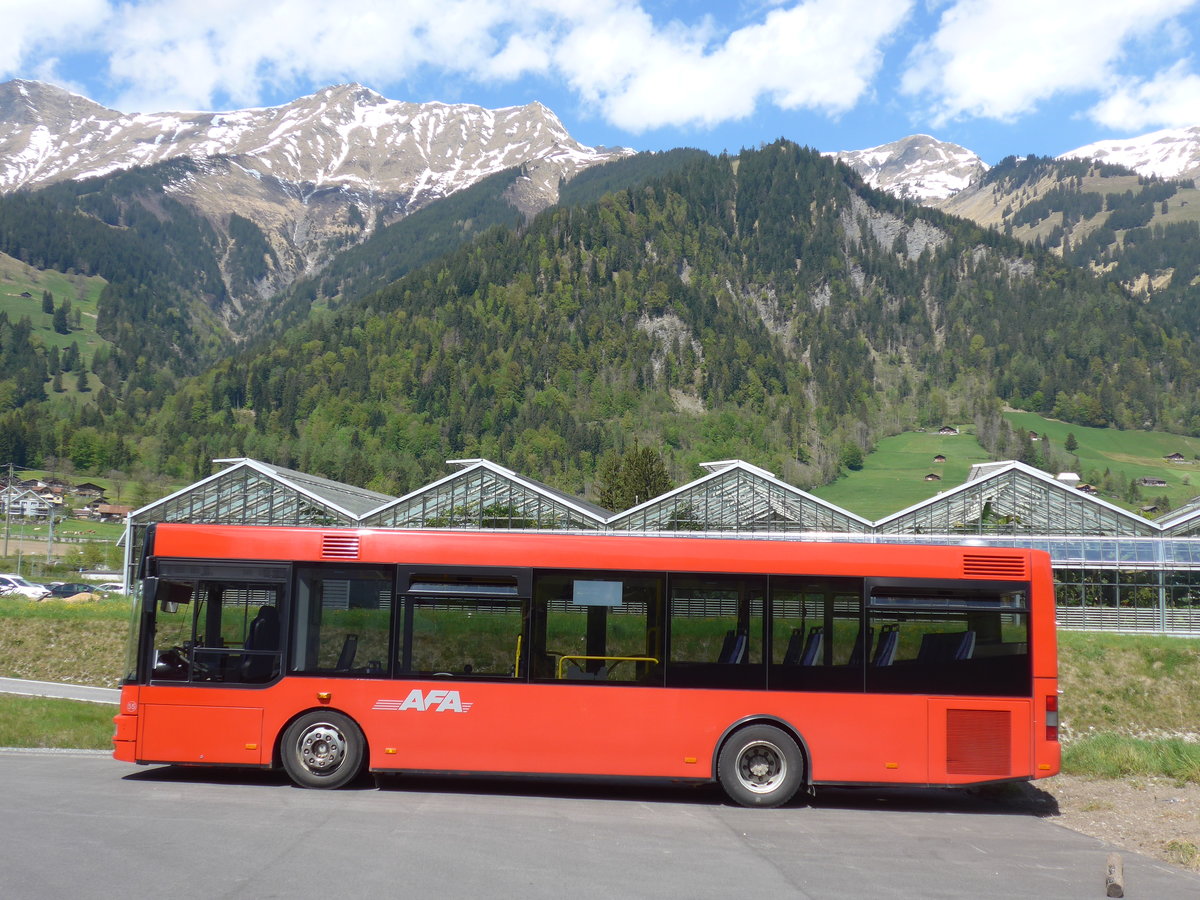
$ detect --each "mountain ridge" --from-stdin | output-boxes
[0,79,632,310]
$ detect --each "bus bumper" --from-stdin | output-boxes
[112,686,139,762]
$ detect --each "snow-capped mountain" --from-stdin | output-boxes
[1058,126,1200,182]
[830,128,1200,206]
[0,80,625,201]
[0,79,631,283]
[827,134,987,202]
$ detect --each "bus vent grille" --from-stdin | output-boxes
[961,554,1027,579]
[946,709,1011,776]
[321,534,361,560]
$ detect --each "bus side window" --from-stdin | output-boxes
[292,567,392,676]
[394,568,530,680]
[866,585,1030,696]
[768,577,863,692]
[666,575,765,689]
[531,571,665,684]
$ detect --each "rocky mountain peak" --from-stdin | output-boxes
[1059,126,1200,182]
[828,134,987,201]
[0,79,632,304]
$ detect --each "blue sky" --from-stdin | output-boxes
[3,0,1200,163]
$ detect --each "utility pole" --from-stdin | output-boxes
[45,506,55,562]
[3,461,12,559]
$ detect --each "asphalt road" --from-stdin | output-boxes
[2,750,1198,899]
[0,676,119,704]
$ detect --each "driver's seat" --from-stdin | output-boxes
[241,606,280,681]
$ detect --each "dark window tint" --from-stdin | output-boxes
[530,571,665,684]
[768,577,863,692]
[151,580,285,684]
[666,575,765,688]
[292,567,392,676]
[865,583,1030,696]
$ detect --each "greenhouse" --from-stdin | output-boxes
[609,460,871,534]
[122,456,1200,634]
[361,459,610,531]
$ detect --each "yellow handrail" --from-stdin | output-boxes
[556,654,659,679]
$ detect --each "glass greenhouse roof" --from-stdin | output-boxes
[875,461,1156,538]
[608,460,871,533]
[132,458,392,526]
[361,459,609,530]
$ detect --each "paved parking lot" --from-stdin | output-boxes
[2,749,1198,898]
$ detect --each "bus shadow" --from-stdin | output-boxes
[120,766,381,791]
[374,772,724,806]
[121,766,1060,816]
[375,772,1060,817]
[809,782,1060,818]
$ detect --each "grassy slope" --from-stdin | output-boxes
[811,413,1200,521]
[0,250,111,392]
[811,427,992,520]
[1004,410,1200,510]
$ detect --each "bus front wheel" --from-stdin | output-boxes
[280,710,365,789]
[717,724,804,808]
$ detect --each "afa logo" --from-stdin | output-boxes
[373,689,473,713]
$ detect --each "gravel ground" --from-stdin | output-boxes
[1035,775,1200,873]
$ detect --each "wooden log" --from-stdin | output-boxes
[1105,852,1124,898]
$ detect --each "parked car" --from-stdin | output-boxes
[45,582,98,599]
[0,573,50,599]
[97,582,126,593]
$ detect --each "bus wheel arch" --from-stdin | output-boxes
[714,717,809,808]
[277,708,368,789]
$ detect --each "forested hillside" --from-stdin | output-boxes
[939,155,1200,335]
[128,142,1200,498]
[2,140,1199,501]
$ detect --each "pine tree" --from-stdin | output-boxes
[52,304,69,334]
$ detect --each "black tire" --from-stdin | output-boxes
[717,724,804,808]
[280,710,365,789]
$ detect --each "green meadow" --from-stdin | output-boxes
[0,250,111,373]
[811,427,991,520]
[812,414,1200,520]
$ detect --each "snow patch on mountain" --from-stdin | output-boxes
[827,135,987,201]
[1059,126,1200,182]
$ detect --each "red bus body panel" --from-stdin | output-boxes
[115,525,1060,787]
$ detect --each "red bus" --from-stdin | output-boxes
[113,524,1059,807]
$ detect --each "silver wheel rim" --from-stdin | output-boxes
[735,739,787,794]
[296,723,347,775]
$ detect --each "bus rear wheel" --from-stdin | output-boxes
[717,724,803,808]
[280,710,365,789]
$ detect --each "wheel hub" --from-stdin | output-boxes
[299,725,346,772]
[737,740,786,793]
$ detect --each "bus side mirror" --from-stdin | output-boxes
[158,580,195,613]
[145,577,177,614]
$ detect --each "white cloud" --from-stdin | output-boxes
[1089,60,1200,131]
[0,0,916,133]
[562,0,915,132]
[0,0,110,81]
[902,0,1199,125]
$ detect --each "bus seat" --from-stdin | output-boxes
[240,605,280,681]
[782,626,823,666]
[564,662,608,680]
[718,630,748,664]
[847,627,875,667]
[918,630,976,663]
[335,633,359,671]
[872,625,899,667]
